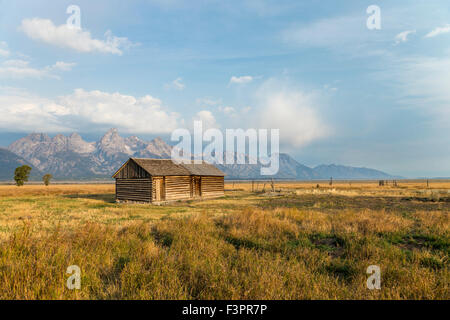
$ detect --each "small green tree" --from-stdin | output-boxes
[14,165,32,186]
[43,174,53,186]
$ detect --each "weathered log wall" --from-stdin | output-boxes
[116,178,152,202]
[200,176,224,198]
[164,176,191,201]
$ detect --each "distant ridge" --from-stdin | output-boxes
[314,164,401,180]
[0,129,399,180]
[0,148,42,181]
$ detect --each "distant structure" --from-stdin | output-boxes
[112,158,225,203]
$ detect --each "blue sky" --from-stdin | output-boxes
[0,0,449,177]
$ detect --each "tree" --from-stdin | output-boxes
[43,174,53,186]
[14,165,32,186]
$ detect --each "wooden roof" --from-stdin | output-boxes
[113,158,225,178]
[132,158,190,176]
[179,162,226,177]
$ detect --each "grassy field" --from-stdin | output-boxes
[0,181,448,299]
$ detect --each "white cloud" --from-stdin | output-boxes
[230,75,253,85]
[425,24,450,38]
[0,59,75,79]
[193,110,218,129]
[221,106,235,115]
[2,60,29,68]
[0,41,10,57]
[0,88,181,133]
[196,97,221,107]
[0,90,71,132]
[395,30,415,44]
[166,77,185,90]
[217,105,238,118]
[52,61,76,71]
[19,18,135,55]
[0,41,75,79]
[255,79,330,147]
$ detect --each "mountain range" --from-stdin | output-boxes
[1,128,398,181]
[0,148,42,181]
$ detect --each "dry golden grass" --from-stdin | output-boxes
[0,181,448,299]
[0,184,115,197]
[226,180,450,197]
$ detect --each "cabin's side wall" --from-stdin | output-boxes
[115,160,152,202]
[164,176,191,201]
[116,178,152,202]
[200,176,224,198]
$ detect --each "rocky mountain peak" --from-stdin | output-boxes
[145,136,172,157]
[126,135,140,142]
[68,133,95,154]
[99,128,121,144]
[69,132,82,139]
[103,128,119,137]
[96,128,132,156]
[52,134,67,143]
[27,133,51,143]
[152,137,164,144]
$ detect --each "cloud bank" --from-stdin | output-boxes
[20,18,135,55]
[255,79,330,148]
[0,59,75,79]
[0,88,181,133]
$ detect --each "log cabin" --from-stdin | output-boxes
[112,158,225,203]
